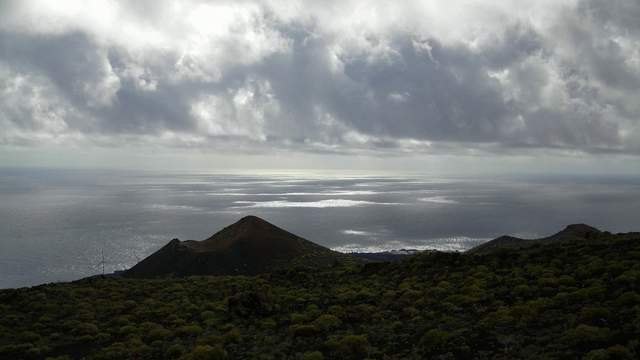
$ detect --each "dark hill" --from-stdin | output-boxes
[126,215,355,277]
[468,223,602,254]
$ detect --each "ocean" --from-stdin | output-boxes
[1,167,639,288]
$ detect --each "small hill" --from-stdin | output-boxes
[468,223,602,254]
[126,215,355,277]
[543,223,601,241]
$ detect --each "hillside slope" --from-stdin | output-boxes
[1,226,639,359]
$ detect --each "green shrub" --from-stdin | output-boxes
[420,329,451,353]
[336,335,369,360]
[313,314,342,332]
[72,322,99,336]
[147,326,172,341]
[564,325,611,348]
[289,324,319,338]
[165,343,185,358]
[177,324,203,337]
[191,345,227,360]
[301,350,324,360]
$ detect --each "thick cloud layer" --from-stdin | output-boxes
[1,0,639,155]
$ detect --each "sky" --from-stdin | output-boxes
[1,0,639,173]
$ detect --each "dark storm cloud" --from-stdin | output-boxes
[566,2,640,92]
[0,0,639,154]
[261,32,513,142]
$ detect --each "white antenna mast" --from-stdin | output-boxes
[101,246,105,275]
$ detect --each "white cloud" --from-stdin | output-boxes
[0,65,81,145]
[190,78,280,140]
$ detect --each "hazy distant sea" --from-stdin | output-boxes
[1,167,639,288]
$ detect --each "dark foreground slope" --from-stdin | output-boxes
[1,231,640,359]
[127,216,356,277]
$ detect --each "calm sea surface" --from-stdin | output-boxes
[1,167,639,288]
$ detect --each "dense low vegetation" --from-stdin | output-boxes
[1,233,639,359]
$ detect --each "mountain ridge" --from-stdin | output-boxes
[126,217,612,277]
